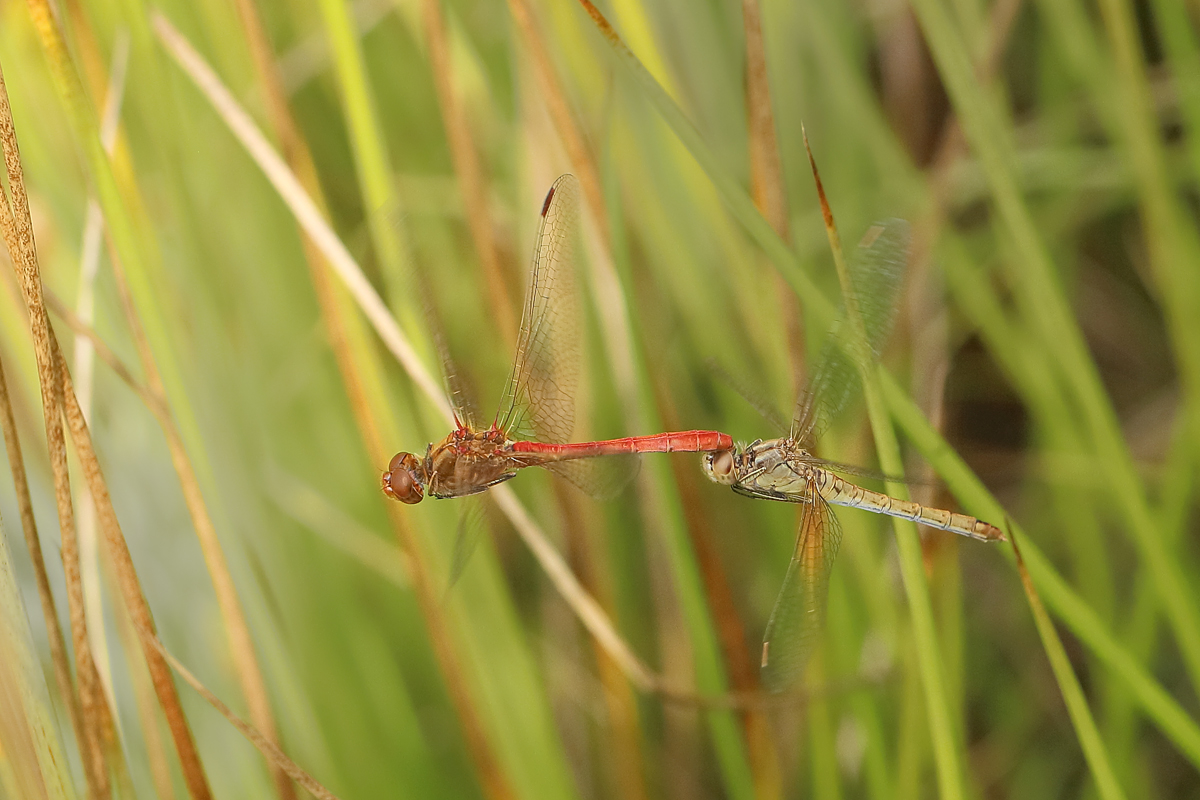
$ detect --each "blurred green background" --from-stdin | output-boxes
[1,0,1199,797]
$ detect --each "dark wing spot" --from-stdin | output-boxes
[541,186,555,216]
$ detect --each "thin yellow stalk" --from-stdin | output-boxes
[112,586,177,800]
[138,631,343,800]
[421,0,516,347]
[74,29,129,733]
[106,227,294,800]
[59,6,293,791]
[0,54,110,800]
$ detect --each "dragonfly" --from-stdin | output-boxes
[382,174,732,506]
[702,218,1004,692]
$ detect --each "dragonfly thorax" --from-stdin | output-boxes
[709,438,819,501]
[424,428,520,499]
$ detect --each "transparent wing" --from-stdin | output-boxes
[434,311,479,430]
[706,357,790,436]
[761,488,843,692]
[791,219,910,446]
[379,197,479,428]
[541,453,641,501]
[496,175,582,443]
[446,499,488,592]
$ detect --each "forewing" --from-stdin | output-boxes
[382,200,480,430]
[792,219,910,446]
[434,309,480,430]
[497,175,582,443]
[761,489,843,692]
[706,357,790,435]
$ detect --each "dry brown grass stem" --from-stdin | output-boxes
[63,10,293,789]
[137,628,344,800]
[113,586,178,800]
[44,292,155,407]
[53,339,213,799]
[0,53,111,800]
[0,353,85,784]
[105,229,293,800]
[21,2,217,795]
[422,0,516,347]
[741,0,804,403]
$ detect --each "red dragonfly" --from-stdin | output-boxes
[382,174,731,505]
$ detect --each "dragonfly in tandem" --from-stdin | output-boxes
[703,218,1004,692]
[382,174,731,506]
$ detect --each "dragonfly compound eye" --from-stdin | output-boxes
[704,449,736,485]
[382,452,425,504]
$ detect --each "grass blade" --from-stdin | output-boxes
[807,133,966,800]
[1010,530,1128,800]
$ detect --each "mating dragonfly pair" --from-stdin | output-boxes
[382,175,1002,692]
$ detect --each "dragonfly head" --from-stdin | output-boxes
[703,449,738,486]
[382,452,426,504]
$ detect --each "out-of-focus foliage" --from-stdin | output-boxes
[1,0,1198,797]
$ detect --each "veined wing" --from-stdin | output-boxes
[791,219,910,447]
[541,454,641,501]
[446,498,488,591]
[434,306,479,431]
[408,250,480,430]
[496,175,582,443]
[761,487,843,692]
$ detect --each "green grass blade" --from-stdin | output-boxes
[909,0,1200,698]
[883,378,1200,770]
[1010,533,1128,800]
